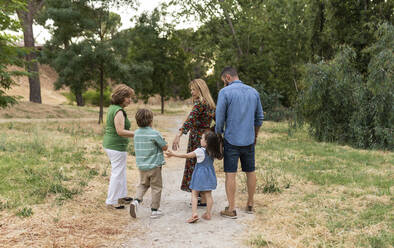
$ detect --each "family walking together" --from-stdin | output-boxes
[102,67,264,223]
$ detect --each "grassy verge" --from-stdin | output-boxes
[247,121,393,248]
[0,119,140,247]
[0,121,104,215]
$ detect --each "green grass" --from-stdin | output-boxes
[0,121,104,215]
[252,121,394,247]
[256,124,393,192]
[250,235,271,247]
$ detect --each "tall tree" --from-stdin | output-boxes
[0,0,26,107]
[40,1,131,123]
[92,10,130,123]
[126,9,190,114]
[171,0,309,105]
[39,0,98,106]
[16,0,44,103]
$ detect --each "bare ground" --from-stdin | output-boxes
[121,118,254,247]
[0,114,255,248]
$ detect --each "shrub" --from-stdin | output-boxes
[295,23,393,150]
[61,87,112,107]
[83,87,111,107]
[351,23,393,149]
[255,84,291,122]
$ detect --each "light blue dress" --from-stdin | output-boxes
[189,148,217,191]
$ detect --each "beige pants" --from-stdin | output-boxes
[135,166,162,210]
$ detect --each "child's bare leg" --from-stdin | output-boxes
[200,192,206,204]
[191,190,199,217]
[202,191,213,220]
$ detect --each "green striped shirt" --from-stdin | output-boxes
[134,127,167,170]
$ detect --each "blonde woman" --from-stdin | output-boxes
[172,79,215,205]
[103,84,135,209]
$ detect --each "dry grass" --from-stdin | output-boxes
[248,184,392,248]
[0,174,141,248]
[0,103,189,248]
[0,119,139,248]
[6,65,67,105]
[243,121,393,248]
[2,100,392,247]
[0,101,98,119]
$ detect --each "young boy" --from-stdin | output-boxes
[130,108,168,219]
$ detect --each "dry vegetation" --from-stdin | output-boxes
[1,101,392,248]
[0,102,189,248]
[0,102,98,119]
[6,65,67,105]
[246,122,393,248]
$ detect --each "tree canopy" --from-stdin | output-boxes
[1,0,392,148]
[0,0,26,107]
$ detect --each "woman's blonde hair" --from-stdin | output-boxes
[111,84,135,105]
[189,79,215,109]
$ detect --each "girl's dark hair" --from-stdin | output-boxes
[204,130,223,160]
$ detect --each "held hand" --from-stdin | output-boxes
[165,150,174,158]
[172,135,180,151]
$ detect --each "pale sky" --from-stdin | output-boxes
[30,0,196,44]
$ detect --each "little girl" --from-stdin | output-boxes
[166,130,222,223]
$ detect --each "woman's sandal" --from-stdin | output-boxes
[107,204,125,210]
[118,197,133,204]
[186,214,199,223]
[201,213,211,220]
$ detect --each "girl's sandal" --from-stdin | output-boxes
[202,213,211,220]
[186,215,199,223]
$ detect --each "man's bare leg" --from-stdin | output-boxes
[225,172,237,211]
[246,171,256,207]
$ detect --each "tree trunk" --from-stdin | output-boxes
[219,0,243,59]
[319,2,325,58]
[75,90,84,106]
[161,95,164,114]
[16,0,44,104]
[99,68,104,124]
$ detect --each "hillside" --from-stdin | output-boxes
[6,64,67,105]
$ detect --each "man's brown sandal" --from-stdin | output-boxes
[245,205,254,214]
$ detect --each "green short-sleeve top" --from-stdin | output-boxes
[103,105,131,152]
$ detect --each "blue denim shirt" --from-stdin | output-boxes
[215,80,264,146]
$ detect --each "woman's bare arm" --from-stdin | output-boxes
[114,111,134,138]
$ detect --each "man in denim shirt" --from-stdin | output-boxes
[215,67,264,218]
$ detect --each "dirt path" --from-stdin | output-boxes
[122,116,254,248]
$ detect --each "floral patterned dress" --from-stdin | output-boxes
[180,101,215,192]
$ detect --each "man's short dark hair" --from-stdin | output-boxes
[220,67,238,78]
[135,108,153,127]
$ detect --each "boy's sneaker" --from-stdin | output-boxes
[150,209,163,219]
[129,200,139,218]
[220,208,237,219]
